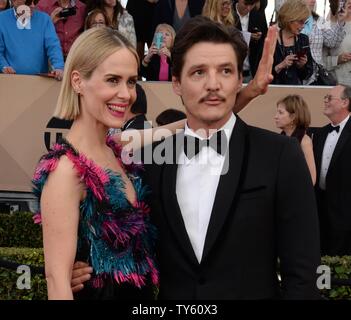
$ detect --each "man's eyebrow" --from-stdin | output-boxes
[188,64,207,72]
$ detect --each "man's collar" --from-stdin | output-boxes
[184,112,236,144]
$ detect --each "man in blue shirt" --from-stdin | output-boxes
[0,0,64,80]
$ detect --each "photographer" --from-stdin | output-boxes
[37,0,86,59]
[272,0,313,85]
[140,23,175,81]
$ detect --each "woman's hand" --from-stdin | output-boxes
[282,53,297,68]
[159,46,171,58]
[296,54,307,69]
[143,44,159,65]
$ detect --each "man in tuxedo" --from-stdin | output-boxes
[70,17,320,299]
[233,0,268,80]
[310,84,351,256]
[144,16,320,299]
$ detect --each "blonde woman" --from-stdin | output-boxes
[141,23,176,81]
[273,0,313,84]
[274,94,316,185]
[32,27,159,300]
[202,0,236,27]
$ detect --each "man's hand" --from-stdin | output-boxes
[251,31,262,42]
[337,52,351,64]
[71,261,93,293]
[51,69,63,81]
[2,66,16,74]
[51,7,63,24]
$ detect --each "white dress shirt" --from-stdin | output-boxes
[176,113,236,263]
[319,114,350,190]
[235,4,250,73]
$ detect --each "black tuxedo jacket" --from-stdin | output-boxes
[144,116,320,299]
[309,117,351,230]
[233,2,268,76]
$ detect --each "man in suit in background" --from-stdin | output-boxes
[71,16,321,299]
[311,84,351,256]
[233,0,268,80]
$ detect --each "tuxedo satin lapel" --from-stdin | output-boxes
[160,133,199,265]
[202,117,249,262]
[328,117,351,173]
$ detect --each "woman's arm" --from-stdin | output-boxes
[233,25,278,113]
[301,135,317,186]
[41,156,83,300]
[117,119,186,150]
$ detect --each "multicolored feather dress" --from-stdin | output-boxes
[32,137,158,299]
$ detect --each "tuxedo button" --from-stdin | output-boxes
[198,277,206,285]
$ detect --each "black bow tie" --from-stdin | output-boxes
[183,130,227,159]
[327,124,340,133]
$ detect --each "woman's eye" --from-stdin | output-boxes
[128,79,137,87]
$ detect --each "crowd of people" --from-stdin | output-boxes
[1,0,351,300]
[1,0,350,85]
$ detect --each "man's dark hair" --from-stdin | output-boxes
[340,84,351,112]
[131,83,147,115]
[243,0,260,5]
[171,16,248,79]
[156,108,186,126]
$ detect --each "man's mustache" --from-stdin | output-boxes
[199,93,226,103]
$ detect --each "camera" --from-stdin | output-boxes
[154,32,163,50]
[59,7,76,18]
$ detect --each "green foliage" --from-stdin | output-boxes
[0,212,42,247]
[321,255,351,300]
[0,247,46,300]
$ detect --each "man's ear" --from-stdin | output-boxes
[71,70,82,94]
[172,76,182,97]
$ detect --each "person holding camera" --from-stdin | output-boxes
[233,0,268,82]
[37,0,86,59]
[140,23,175,81]
[272,0,313,85]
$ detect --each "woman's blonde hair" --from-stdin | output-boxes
[202,0,236,27]
[54,27,139,120]
[277,94,311,129]
[155,23,176,48]
[277,0,310,30]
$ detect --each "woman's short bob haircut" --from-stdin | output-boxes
[155,23,176,48]
[277,0,310,30]
[54,27,139,120]
[277,94,311,129]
